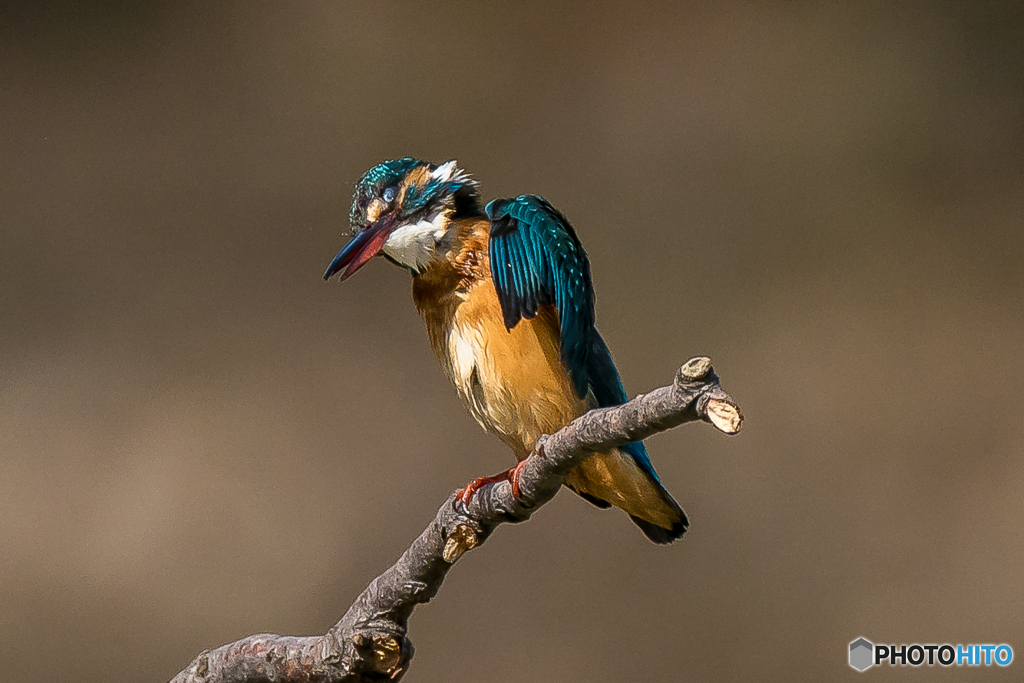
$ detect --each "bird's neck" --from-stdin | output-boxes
[411,216,492,383]
[382,190,484,274]
[411,217,491,310]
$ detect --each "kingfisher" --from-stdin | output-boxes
[323,158,687,544]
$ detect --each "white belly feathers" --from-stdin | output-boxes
[446,321,493,431]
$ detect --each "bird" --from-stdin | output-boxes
[324,158,687,544]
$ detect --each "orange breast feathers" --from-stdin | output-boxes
[412,219,586,459]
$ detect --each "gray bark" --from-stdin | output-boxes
[170,356,743,683]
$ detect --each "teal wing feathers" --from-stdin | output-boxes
[486,195,688,543]
[485,195,594,399]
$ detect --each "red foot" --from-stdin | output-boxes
[512,442,546,499]
[455,469,510,511]
[454,460,532,512]
[508,459,529,498]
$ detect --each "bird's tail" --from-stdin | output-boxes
[628,510,688,545]
[564,445,688,544]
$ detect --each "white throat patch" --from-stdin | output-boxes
[382,212,449,271]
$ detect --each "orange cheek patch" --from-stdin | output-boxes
[366,199,385,224]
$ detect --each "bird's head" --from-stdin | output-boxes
[323,158,480,281]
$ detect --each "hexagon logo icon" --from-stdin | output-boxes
[849,637,874,671]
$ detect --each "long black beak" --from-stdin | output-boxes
[323,216,396,282]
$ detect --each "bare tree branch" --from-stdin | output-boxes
[170,356,743,683]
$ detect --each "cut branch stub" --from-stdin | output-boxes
[442,524,480,563]
[705,398,743,434]
[371,636,403,678]
[679,355,713,381]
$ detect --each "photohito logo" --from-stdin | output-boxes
[849,637,1013,671]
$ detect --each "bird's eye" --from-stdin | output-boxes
[382,186,397,203]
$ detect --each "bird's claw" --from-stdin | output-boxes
[452,461,532,514]
[508,459,529,499]
[453,471,509,514]
[453,481,480,515]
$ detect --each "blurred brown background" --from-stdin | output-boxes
[2,2,1022,681]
